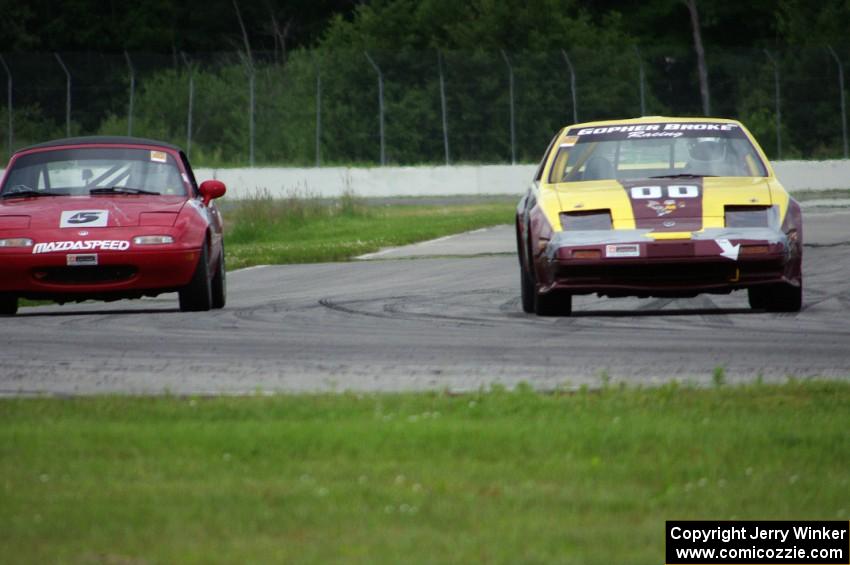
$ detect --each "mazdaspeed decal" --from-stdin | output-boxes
[33,240,130,254]
[60,210,108,228]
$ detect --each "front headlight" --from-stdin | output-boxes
[133,235,174,245]
[560,210,612,230]
[0,237,33,248]
[724,206,771,228]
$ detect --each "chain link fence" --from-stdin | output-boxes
[0,47,848,166]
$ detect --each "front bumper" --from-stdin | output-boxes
[0,247,201,298]
[538,227,799,297]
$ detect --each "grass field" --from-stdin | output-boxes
[221,192,516,269]
[1,381,847,564]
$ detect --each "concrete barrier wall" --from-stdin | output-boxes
[2,160,847,198]
[197,160,850,199]
[770,160,850,191]
[196,165,538,199]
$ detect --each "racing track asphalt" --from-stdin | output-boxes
[2,208,849,395]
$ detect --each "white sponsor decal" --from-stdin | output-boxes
[66,254,98,266]
[576,123,738,139]
[151,150,167,163]
[60,210,108,228]
[32,240,130,254]
[606,244,641,258]
[560,135,578,148]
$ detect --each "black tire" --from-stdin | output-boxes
[0,294,18,316]
[179,243,213,312]
[520,265,535,313]
[211,247,226,309]
[747,286,768,310]
[748,282,802,313]
[534,289,572,317]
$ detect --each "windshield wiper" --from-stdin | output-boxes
[90,186,161,195]
[1,189,64,199]
[649,173,716,179]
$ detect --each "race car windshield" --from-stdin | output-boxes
[0,147,188,197]
[548,122,768,183]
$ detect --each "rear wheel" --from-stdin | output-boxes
[748,282,802,313]
[0,294,18,316]
[179,243,213,312]
[211,247,226,309]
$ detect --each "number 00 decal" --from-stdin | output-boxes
[630,185,698,199]
[630,186,663,199]
[667,185,699,198]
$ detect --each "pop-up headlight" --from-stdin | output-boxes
[560,210,613,230]
[724,206,771,228]
[133,235,174,245]
[0,238,33,248]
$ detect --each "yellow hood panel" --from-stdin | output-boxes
[545,176,778,232]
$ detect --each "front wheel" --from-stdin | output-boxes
[179,244,213,312]
[534,289,572,317]
[520,266,535,313]
[211,247,226,309]
[0,294,18,316]
[748,282,802,313]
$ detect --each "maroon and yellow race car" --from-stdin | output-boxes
[516,117,803,316]
[0,136,227,315]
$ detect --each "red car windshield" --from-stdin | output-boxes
[1,147,188,197]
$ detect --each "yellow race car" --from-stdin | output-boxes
[516,116,803,316]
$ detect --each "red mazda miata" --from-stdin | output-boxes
[0,137,227,315]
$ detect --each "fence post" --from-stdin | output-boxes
[500,50,516,165]
[635,46,646,116]
[560,49,578,123]
[438,51,450,165]
[181,53,194,157]
[124,51,135,136]
[763,49,782,159]
[248,69,255,166]
[828,46,848,159]
[233,0,255,166]
[54,53,71,137]
[364,51,385,166]
[0,55,11,157]
[315,55,322,167]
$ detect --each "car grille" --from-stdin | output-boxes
[32,266,138,285]
[558,260,782,285]
[559,262,738,284]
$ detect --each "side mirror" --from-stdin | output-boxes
[199,180,226,206]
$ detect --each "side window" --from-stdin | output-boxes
[534,131,562,182]
[179,152,199,197]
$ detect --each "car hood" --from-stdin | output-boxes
[0,195,189,229]
[552,177,774,233]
